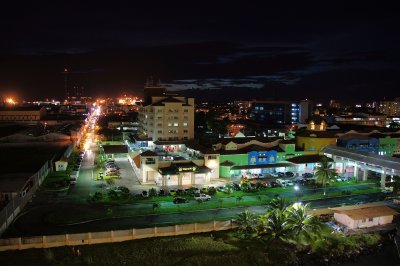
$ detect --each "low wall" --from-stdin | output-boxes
[0,220,236,251]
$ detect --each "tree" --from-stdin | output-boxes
[236,196,244,205]
[259,208,291,243]
[225,183,233,194]
[285,202,321,243]
[236,210,258,237]
[315,156,337,195]
[267,196,288,211]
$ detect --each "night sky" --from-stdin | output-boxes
[1,2,399,103]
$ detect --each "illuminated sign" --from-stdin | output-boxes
[178,166,197,172]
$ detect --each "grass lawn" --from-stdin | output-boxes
[44,185,382,225]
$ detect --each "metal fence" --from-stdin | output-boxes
[0,220,236,251]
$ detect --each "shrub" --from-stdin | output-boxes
[207,187,217,195]
[92,192,103,201]
[108,190,118,200]
[149,188,157,197]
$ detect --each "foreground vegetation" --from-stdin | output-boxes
[0,228,385,266]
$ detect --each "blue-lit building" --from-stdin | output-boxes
[336,134,379,154]
[250,100,311,125]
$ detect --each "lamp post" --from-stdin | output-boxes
[294,185,301,202]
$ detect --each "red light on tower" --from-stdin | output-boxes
[64,68,68,72]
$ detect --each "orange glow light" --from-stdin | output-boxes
[5,98,16,105]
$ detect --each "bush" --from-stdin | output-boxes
[207,186,217,195]
[310,233,381,264]
[91,192,103,201]
[149,188,157,197]
[108,190,118,200]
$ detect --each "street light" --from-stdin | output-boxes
[294,185,299,191]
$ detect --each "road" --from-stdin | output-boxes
[3,192,386,237]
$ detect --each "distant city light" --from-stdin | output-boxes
[5,97,17,105]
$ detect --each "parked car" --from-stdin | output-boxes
[285,172,294,177]
[302,173,313,178]
[270,181,281,188]
[382,189,392,194]
[277,172,285,177]
[194,193,211,201]
[232,183,241,191]
[285,180,294,186]
[217,186,225,192]
[173,197,189,204]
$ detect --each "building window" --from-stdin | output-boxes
[368,218,373,222]
[183,122,188,126]
[158,130,162,133]
[173,123,178,126]
[184,109,188,112]
[183,130,188,133]
[208,155,217,160]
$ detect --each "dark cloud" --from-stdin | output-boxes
[0,2,399,102]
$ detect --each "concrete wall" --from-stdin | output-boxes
[0,220,236,251]
[334,213,394,229]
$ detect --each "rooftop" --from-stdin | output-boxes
[102,145,128,154]
[322,145,400,172]
[287,154,332,164]
[334,205,398,220]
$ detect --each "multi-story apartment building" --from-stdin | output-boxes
[138,96,195,141]
[250,99,311,125]
[378,98,400,116]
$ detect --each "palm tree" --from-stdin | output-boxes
[267,196,288,211]
[236,196,244,205]
[285,202,321,244]
[236,210,258,237]
[315,156,337,195]
[259,208,291,242]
